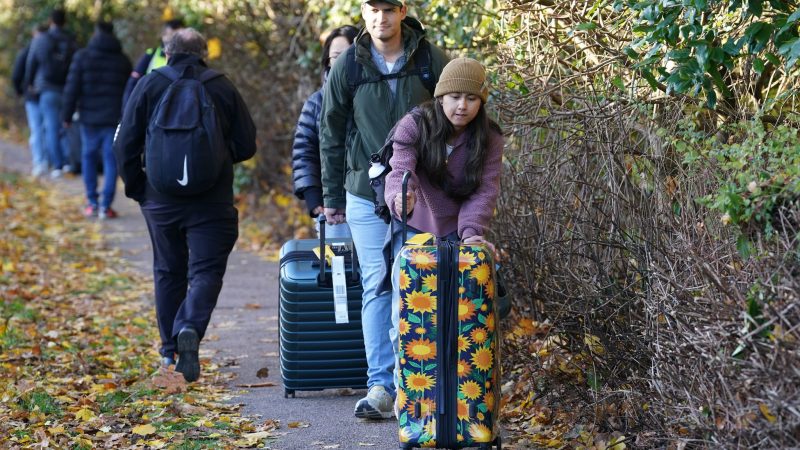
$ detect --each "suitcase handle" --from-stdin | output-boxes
[316,214,359,286]
[401,171,410,244]
[389,171,412,271]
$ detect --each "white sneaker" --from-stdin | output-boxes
[354,385,395,420]
[62,164,73,174]
[50,169,62,179]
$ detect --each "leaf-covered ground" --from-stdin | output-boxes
[501,320,630,450]
[0,172,275,449]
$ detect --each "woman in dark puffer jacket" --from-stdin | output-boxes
[291,25,358,238]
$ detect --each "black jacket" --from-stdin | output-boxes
[24,26,76,93]
[114,53,257,204]
[62,32,132,126]
[291,88,323,216]
[11,44,36,101]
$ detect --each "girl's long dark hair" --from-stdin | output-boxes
[407,99,502,200]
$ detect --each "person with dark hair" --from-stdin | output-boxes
[319,0,449,420]
[385,58,503,247]
[12,24,49,177]
[61,20,132,219]
[383,58,504,406]
[291,25,358,237]
[24,8,77,178]
[121,18,184,108]
[115,28,257,382]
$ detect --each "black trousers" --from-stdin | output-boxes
[140,201,238,358]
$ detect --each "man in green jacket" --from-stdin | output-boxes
[319,0,448,420]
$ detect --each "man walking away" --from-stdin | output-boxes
[320,0,448,419]
[12,24,49,178]
[62,21,132,219]
[115,28,257,382]
[24,8,77,178]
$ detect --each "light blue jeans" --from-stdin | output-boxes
[80,124,117,209]
[24,100,47,174]
[345,192,394,397]
[39,90,67,170]
[315,220,351,239]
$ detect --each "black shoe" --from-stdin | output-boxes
[161,356,176,368]
[175,327,200,382]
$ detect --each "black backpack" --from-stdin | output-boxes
[368,107,423,223]
[43,31,76,85]
[344,18,437,97]
[145,65,229,196]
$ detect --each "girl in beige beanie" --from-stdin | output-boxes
[384,56,503,256]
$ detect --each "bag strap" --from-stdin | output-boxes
[345,45,361,97]
[346,39,436,97]
[198,68,224,83]
[154,66,224,83]
[153,66,180,82]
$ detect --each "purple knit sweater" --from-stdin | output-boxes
[384,113,504,239]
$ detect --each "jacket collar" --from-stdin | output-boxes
[167,53,207,67]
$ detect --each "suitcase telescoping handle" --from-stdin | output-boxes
[401,171,410,244]
[316,214,358,286]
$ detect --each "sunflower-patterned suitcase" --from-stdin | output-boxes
[396,238,502,450]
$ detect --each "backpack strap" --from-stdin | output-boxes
[198,68,224,83]
[153,65,180,82]
[414,40,436,97]
[345,45,362,98]
[345,39,436,98]
[154,66,224,84]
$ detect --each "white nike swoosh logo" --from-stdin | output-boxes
[177,155,188,186]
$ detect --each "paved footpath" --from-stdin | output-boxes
[0,139,397,449]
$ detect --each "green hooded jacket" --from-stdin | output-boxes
[319,18,449,209]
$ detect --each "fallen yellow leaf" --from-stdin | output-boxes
[759,403,777,423]
[132,424,157,436]
[74,408,95,422]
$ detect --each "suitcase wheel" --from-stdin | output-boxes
[284,389,295,399]
[495,435,502,450]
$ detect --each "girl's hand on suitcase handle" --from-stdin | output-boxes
[463,235,500,262]
[393,191,416,218]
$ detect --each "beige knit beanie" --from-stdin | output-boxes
[433,57,489,103]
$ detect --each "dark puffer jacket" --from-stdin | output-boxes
[62,31,132,126]
[291,88,323,216]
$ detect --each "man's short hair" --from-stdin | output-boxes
[96,21,114,34]
[164,19,185,30]
[51,9,66,27]
[164,28,208,58]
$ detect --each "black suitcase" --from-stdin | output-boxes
[278,217,367,398]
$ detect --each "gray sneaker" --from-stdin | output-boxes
[354,385,394,420]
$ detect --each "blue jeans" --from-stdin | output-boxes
[80,125,118,209]
[39,90,67,170]
[24,100,47,173]
[315,220,351,239]
[346,192,395,396]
